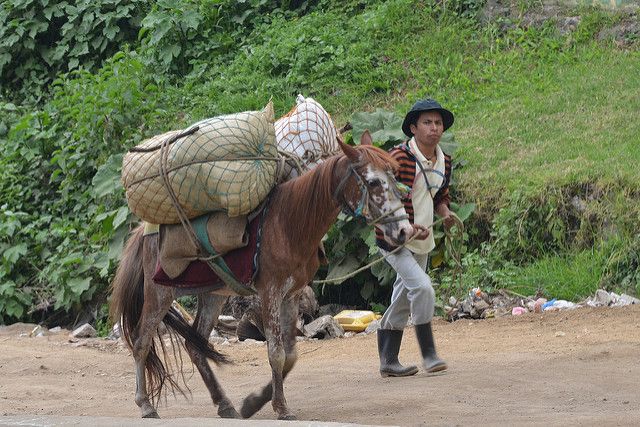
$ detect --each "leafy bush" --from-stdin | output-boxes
[454,183,640,300]
[0,0,148,102]
[138,0,326,77]
[0,52,171,321]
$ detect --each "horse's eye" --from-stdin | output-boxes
[367,178,381,187]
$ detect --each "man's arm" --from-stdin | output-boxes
[433,153,454,229]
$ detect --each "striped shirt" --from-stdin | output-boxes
[375,142,452,251]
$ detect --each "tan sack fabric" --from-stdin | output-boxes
[275,94,339,180]
[122,103,277,224]
[158,212,249,279]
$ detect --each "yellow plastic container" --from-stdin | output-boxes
[333,310,379,332]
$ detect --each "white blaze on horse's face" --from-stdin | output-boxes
[362,164,413,245]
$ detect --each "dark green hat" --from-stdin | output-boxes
[402,98,454,137]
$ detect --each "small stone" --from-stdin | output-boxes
[303,315,344,339]
[108,323,121,340]
[71,323,97,338]
[594,289,613,306]
[617,294,640,306]
[474,300,490,312]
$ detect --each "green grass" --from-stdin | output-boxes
[508,248,607,300]
[172,1,640,207]
[458,47,640,198]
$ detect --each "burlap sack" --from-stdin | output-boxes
[275,95,339,180]
[122,102,277,224]
[158,212,249,279]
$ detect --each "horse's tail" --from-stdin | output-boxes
[109,224,145,351]
[109,225,178,403]
[110,224,229,403]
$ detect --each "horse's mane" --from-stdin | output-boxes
[353,144,399,171]
[272,144,399,244]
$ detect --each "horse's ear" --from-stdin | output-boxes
[360,130,373,146]
[339,139,361,163]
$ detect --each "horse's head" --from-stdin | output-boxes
[336,131,414,246]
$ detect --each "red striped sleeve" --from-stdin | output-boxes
[433,153,452,208]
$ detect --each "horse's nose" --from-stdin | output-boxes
[397,224,413,244]
[397,228,406,244]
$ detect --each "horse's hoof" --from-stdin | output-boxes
[240,403,256,418]
[240,395,260,418]
[142,410,160,418]
[278,414,297,421]
[218,407,241,419]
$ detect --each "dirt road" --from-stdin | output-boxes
[1,305,639,426]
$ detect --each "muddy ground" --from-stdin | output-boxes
[1,305,639,426]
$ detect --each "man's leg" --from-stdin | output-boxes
[375,248,427,377]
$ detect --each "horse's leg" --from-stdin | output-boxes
[281,295,300,371]
[241,292,299,420]
[133,281,174,418]
[185,293,240,418]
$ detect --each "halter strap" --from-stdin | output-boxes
[333,162,409,226]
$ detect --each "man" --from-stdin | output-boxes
[374,98,455,377]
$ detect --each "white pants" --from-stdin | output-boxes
[379,247,435,330]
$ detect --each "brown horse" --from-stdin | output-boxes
[109,133,414,420]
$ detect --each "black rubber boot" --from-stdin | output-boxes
[415,323,447,373]
[377,329,418,377]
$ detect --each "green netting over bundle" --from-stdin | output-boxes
[122,103,277,224]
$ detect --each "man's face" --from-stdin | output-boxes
[410,111,444,147]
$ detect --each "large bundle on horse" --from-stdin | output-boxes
[122,103,278,224]
[275,94,339,180]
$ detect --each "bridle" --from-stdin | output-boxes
[333,161,410,226]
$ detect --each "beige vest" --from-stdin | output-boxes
[404,138,445,254]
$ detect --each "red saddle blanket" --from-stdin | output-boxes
[152,213,262,289]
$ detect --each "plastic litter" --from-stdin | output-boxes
[511,306,527,316]
[543,299,578,311]
[446,288,637,322]
[470,287,483,298]
[333,310,379,332]
[585,290,640,307]
[535,298,547,311]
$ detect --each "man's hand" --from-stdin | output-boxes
[442,212,456,230]
[436,204,456,230]
[411,224,430,240]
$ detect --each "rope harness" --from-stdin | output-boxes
[332,162,410,226]
[157,129,258,296]
[318,147,466,287]
[153,130,338,296]
[313,212,464,285]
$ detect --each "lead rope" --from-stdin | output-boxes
[312,213,464,285]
